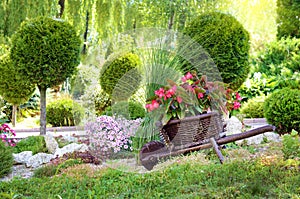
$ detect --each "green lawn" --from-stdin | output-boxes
[0,152,299,199]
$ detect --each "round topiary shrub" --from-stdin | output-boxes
[183,12,250,90]
[240,96,265,118]
[100,53,142,100]
[46,98,84,127]
[104,101,146,120]
[264,88,300,135]
[0,141,13,178]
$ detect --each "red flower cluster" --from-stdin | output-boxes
[145,72,242,124]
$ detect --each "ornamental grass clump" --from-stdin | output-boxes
[85,115,142,160]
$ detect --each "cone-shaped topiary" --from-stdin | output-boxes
[100,53,142,100]
[264,88,300,135]
[0,141,13,178]
[183,12,250,90]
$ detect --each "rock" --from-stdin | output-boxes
[13,151,33,164]
[44,135,59,154]
[237,132,281,145]
[225,116,243,135]
[26,153,55,168]
[54,143,89,157]
[62,135,78,143]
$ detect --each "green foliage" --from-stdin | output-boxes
[183,12,250,90]
[264,88,300,135]
[13,136,47,155]
[0,141,13,178]
[253,37,300,77]
[103,101,146,120]
[282,129,300,160]
[94,89,112,116]
[277,0,300,39]
[239,37,300,101]
[100,53,142,100]
[10,16,81,89]
[46,98,84,127]
[240,96,265,118]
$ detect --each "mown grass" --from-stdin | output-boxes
[0,156,299,199]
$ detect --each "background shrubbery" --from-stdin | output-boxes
[46,98,84,127]
[103,101,146,120]
[241,96,265,118]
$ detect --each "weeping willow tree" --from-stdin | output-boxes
[0,0,57,37]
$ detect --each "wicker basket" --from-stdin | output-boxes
[160,112,223,147]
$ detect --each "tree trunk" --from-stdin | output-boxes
[38,85,47,135]
[58,0,65,18]
[12,104,17,127]
[82,10,89,54]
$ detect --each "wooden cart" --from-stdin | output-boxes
[139,112,275,170]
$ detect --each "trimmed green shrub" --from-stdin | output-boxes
[277,0,300,39]
[13,136,47,155]
[100,53,142,100]
[46,98,84,127]
[240,96,265,118]
[104,101,146,120]
[183,12,250,90]
[0,141,13,178]
[264,88,300,135]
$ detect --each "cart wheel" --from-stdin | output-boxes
[139,141,165,170]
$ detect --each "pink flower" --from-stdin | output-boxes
[152,100,160,109]
[181,76,187,82]
[165,86,177,98]
[177,96,183,103]
[236,92,242,101]
[198,92,204,99]
[233,101,241,110]
[155,88,165,98]
[146,100,160,111]
[185,72,193,80]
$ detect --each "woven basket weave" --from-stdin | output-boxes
[160,112,223,147]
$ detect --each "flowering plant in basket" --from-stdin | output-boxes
[145,71,242,125]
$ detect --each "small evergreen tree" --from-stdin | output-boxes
[10,17,81,134]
